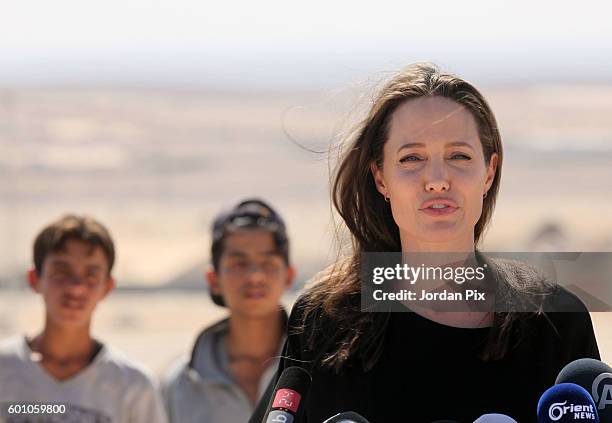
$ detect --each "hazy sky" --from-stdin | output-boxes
[2,0,611,88]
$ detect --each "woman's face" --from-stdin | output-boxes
[371,96,498,252]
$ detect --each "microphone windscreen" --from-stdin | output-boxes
[537,383,599,422]
[556,358,612,422]
[473,413,518,422]
[270,366,312,413]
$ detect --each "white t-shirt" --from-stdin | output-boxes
[0,336,167,423]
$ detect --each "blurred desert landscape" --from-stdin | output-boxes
[1,83,611,376]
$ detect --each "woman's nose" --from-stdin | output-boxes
[425,180,450,192]
[424,160,450,193]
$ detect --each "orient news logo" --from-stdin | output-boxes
[548,401,597,421]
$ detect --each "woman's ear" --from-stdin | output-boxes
[370,161,388,197]
[484,153,499,193]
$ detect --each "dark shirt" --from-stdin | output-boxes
[250,279,600,423]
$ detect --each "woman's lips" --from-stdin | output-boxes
[420,206,459,216]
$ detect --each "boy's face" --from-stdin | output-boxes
[28,238,115,328]
[208,229,294,318]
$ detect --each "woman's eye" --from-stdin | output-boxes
[399,155,422,163]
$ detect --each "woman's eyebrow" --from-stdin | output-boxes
[397,142,426,152]
[397,141,475,152]
[446,141,475,150]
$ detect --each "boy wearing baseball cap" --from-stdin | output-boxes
[163,199,295,423]
[0,214,167,423]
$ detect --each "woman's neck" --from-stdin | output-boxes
[410,307,494,329]
[398,235,492,329]
[399,237,475,254]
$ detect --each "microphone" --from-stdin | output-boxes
[321,411,371,423]
[263,366,312,423]
[473,414,518,422]
[537,383,599,422]
[555,358,612,422]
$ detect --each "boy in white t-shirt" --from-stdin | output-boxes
[0,214,167,423]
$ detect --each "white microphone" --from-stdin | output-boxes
[473,414,518,423]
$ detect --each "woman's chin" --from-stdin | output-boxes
[408,226,473,247]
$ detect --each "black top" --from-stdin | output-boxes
[250,272,600,423]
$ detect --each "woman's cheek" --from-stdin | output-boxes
[465,191,485,225]
[385,168,414,197]
[394,166,421,185]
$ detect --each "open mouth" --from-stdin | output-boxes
[421,204,458,216]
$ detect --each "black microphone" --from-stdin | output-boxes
[263,366,312,423]
[321,411,371,423]
[555,358,612,422]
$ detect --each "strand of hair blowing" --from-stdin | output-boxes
[296,64,539,374]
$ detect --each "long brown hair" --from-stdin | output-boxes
[297,63,533,373]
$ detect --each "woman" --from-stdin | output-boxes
[250,63,600,422]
